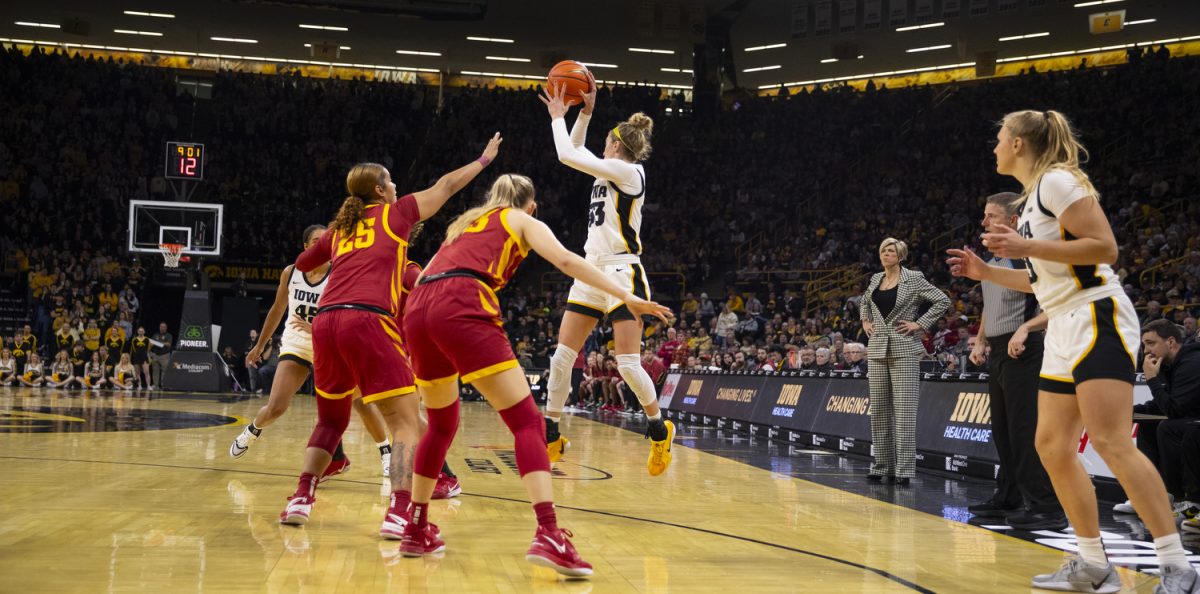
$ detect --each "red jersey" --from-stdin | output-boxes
[399,261,423,314]
[424,207,528,290]
[296,196,420,317]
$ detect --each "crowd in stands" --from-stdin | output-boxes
[2,45,1199,398]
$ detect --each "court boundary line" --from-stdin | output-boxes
[0,454,934,593]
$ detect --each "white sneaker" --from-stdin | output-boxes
[381,451,391,477]
[279,496,313,525]
[229,427,258,458]
[1183,518,1200,535]
[1031,555,1120,593]
[1113,499,1137,514]
[1156,564,1200,594]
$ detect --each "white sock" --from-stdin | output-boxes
[647,412,662,421]
[616,354,657,408]
[1076,536,1108,566]
[1155,533,1192,570]
[545,344,578,414]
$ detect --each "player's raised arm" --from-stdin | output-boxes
[540,84,642,190]
[412,133,503,221]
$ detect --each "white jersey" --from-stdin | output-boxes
[1016,169,1123,319]
[583,166,645,259]
[285,265,328,342]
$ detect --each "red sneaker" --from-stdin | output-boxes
[399,522,445,557]
[279,495,314,525]
[525,527,593,577]
[319,456,351,484]
[431,474,462,499]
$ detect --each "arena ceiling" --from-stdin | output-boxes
[3,0,1198,89]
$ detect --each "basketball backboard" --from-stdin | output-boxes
[128,200,224,257]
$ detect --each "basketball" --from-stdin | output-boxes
[547,60,593,106]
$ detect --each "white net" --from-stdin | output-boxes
[159,244,184,268]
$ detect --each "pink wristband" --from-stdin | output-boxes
[476,155,492,168]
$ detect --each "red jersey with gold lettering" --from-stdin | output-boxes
[296,196,420,317]
[423,207,528,290]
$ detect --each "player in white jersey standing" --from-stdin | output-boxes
[229,224,393,479]
[538,81,675,476]
[948,110,1200,594]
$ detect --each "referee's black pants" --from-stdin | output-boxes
[987,331,1061,512]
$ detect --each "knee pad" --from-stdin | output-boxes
[499,396,550,476]
[545,344,579,413]
[414,399,459,478]
[616,353,657,407]
[307,395,353,454]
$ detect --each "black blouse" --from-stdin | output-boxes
[872,285,898,320]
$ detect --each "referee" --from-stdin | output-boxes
[966,192,1065,530]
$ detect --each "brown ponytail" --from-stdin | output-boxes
[332,163,388,236]
[611,112,654,162]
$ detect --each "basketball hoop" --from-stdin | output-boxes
[159,243,185,268]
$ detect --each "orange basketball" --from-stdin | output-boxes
[547,60,593,106]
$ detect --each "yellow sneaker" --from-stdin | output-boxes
[647,420,676,476]
[547,436,570,463]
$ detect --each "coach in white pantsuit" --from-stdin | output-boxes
[860,238,951,484]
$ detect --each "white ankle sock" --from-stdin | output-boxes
[1155,533,1192,570]
[1076,536,1108,566]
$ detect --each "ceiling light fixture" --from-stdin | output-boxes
[906,44,952,53]
[298,24,348,31]
[743,65,781,72]
[578,61,617,68]
[1073,0,1123,7]
[745,43,787,52]
[896,22,945,32]
[486,56,531,62]
[396,49,441,56]
[628,47,674,54]
[467,36,514,43]
[999,32,1050,41]
[211,36,257,44]
[114,29,162,37]
[1125,18,1156,25]
[15,21,60,29]
[123,10,174,18]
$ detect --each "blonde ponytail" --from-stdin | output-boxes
[1001,109,1099,203]
[443,174,536,245]
[612,112,654,161]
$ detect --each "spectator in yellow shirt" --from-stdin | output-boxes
[98,283,119,311]
[83,320,102,354]
[726,290,745,314]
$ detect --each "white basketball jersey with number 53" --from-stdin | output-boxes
[583,166,645,259]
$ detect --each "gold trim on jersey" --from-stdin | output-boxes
[415,373,459,388]
[361,385,416,403]
[380,203,406,244]
[499,209,530,257]
[1070,301,1101,374]
[316,386,355,400]
[1109,297,1137,365]
[461,359,519,384]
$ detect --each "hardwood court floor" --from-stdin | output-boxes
[0,388,1166,593]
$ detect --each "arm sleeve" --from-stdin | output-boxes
[295,231,333,272]
[914,275,952,330]
[551,118,642,194]
[1039,169,1091,217]
[569,112,591,148]
[387,194,421,240]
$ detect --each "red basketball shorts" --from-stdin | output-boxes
[312,308,415,403]
[404,277,519,387]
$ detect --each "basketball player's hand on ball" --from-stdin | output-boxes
[538,83,569,119]
[946,246,988,281]
[980,223,1030,259]
[581,72,597,115]
[482,132,503,162]
[625,296,673,326]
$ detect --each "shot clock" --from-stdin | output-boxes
[165,141,205,180]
